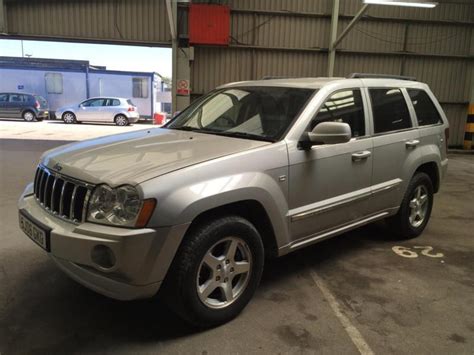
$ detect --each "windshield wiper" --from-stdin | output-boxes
[212,131,276,142]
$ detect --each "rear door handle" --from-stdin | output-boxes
[405,139,420,148]
[352,150,371,162]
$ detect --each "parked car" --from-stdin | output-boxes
[19,75,449,327]
[0,92,49,121]
[55,97,139,126]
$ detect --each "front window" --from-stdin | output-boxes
[166,87,314,142]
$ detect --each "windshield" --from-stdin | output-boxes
[166,87,315,142]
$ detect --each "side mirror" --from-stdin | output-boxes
[299,122,352,149]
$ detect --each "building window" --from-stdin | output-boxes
[45,73,63,94]
[133,77,148,98]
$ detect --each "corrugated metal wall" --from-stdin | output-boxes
[5,0,171,46]
[190,0,474,146]
[3,0,473,145]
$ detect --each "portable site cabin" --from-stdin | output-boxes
[0,56,170,119]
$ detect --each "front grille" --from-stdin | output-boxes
[33,165,94,223]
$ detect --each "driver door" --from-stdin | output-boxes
[288,88,373,244]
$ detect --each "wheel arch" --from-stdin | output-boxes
[414,161,440,193]
[185,200,279,259]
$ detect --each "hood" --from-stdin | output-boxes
[41,128,270,186]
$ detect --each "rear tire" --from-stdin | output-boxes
[163,216,264,328]
[62,112,77,124]
[387,172,434,239]
[115,115,129,126]
[23,110,36,122]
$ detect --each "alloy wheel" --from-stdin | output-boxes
[24,112,34,121]
[196,237,252,309]
[408,185,429,228]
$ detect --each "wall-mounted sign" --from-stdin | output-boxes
[177,79,190,96]
[17,85,24,90]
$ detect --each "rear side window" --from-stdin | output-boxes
[109,99,121,106]
[369,88,412,134]
[9,94,26,103]
[312,89,366,137]
[407,89,442,126]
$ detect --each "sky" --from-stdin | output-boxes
[0,39,172,77]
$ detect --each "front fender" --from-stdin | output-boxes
[139,142,291,249]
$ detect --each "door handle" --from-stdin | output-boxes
[352,150,371,162]
[405,139,420,148]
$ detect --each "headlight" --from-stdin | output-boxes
[87,184,155,227]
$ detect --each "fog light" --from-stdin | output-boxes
[91,245,116,269]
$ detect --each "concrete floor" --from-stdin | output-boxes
[0,138,473,354]
[0,119,156,141]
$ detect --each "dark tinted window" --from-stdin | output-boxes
[312,89,365,137]
[369,88,412,134]
[407,89,442,126]
[0,94,8,102]
[167,87,314,141]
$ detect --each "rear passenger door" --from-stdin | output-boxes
[366,87,420,214]
[406,89,446,158]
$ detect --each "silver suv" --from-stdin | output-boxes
[18,75,448,326]
[55,97,139,126]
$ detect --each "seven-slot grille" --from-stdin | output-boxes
[33,165,94,223]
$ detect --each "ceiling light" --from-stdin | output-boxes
[363,0,438,8]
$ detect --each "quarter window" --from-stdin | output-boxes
[45,73,63,94]
[407,89,442,126]
[133,77,148,98]
[312,89,366,137]
[369,88,412,134]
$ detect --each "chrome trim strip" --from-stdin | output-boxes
[38,169,47,204]
[59,182,67,216]
[70,185,78,220]
[42,171,50,204]
[290,212,389,250]
[82,189,92,223]
[38,164,95,189]
[291,191,372,222]
[290,179,402,222]
[51,176,58,212]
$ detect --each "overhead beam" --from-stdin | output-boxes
[332,4,370,49]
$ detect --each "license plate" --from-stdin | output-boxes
[19,210,51,251]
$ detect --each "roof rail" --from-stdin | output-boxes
[261,76,298,80]
[349,73,417,81]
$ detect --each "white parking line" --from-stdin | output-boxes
[309,270,375,355]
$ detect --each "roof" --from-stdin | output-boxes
[219,76,422,90]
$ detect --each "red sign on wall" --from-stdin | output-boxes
[176,79,190,96]
[189,4,230,45]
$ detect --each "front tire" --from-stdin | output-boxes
[62,112,77,124]
[23,110,36,122]
[164,216,264,327]
[387,172,434,239]
[115,115,129,126]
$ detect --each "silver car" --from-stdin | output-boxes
[19,75,448,327]
[55,97,140,126]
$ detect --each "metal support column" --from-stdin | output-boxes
[0,0,7,34]
[166,0,178,113]
[327,0,340,77]
[328,2,370,77]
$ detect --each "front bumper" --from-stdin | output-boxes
[18,183,189,300]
